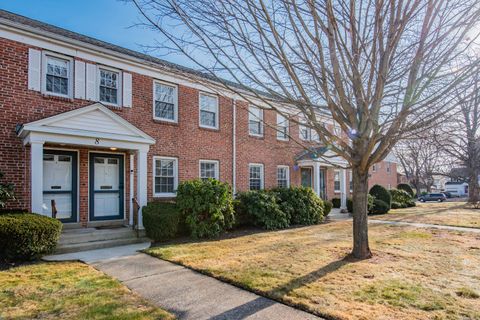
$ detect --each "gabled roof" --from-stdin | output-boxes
[17,103,155,145]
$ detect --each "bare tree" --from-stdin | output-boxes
[395,131,449,195]
[132,0,480,259]
[441,75,480,203]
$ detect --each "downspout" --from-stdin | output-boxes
[232,99,237,195]
[129,153,134,226]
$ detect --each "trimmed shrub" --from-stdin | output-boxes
[332,198,341,208]
[391,201,402,209]
[367,194,375,213]
[272,187,324,225]
[369,184,392,208]
[370,199,390,215]
[347,198,353,213]
[397,183,415,198]
[406,200,417,207]
[0,171,15,208]
[236,191,289,230]
[323,200,333,217]
[390,189,412,205]
[176,179,234,238]
[0,213,62,261]
[143,202,184,241]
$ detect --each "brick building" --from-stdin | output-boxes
[0,10,397,228]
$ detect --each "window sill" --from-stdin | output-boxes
[199,126,220,132]
[153,193,177,198]
[41,93,74,102]
[249,134,264,140]
[153,119,179,126]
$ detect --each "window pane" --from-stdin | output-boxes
[249,165,262,190]
[99,69,119,104]
[200,110,216,127]
[200,162,217,180]
[155,159,176,194]
[249,120,262,135]
[277,167,288,188]
[155,83,176,120]
[200,94,218,112]
[46,56,69,95]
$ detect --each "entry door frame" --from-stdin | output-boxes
[89,152,125,221]
[301,167,313,189]
[43,149,78,223]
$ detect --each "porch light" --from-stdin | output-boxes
[110,147,118,151]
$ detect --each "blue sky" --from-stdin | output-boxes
[0,0,194,67]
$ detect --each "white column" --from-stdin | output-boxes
[340,168,347,210]
[30,141,44,215]
[313,162,320,197]
[129,153,135,226]
[136,149,148,229]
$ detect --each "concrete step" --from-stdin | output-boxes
[55,237,150,254]
[60,228,138,245]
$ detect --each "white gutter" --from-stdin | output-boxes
[232,99,237,194]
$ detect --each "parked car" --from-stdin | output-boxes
[442,192,452,198]
[418,193,447,202]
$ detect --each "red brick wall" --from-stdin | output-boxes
[368,161,398,190]
[0,36,398,221]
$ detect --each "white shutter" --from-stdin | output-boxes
[85,63,97,101]
[28,48,41,91]
[123,72,132,107]
[74,60,86,99]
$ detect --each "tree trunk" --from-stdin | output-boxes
[468,167,479,203]
[351,167,372,259]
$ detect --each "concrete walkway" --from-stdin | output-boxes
[369,219,480,233]
[45,244,321,320]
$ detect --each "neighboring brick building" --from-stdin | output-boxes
[0,10,397,227]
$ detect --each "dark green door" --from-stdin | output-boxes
[89,153,124,221]
[301,167,313,188]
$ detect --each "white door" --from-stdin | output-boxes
[42,152,77,221]
[91,154,123,220]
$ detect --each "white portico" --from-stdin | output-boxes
[17,103,155,228]
[296,147,349,209]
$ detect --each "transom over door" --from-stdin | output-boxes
[42,150,78,222]
[89,153,124,221]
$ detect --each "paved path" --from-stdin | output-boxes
[45,244,321,320]
[369,219,480,233]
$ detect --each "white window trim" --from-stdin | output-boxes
[153,80,178,123]
[277,165,290,188]
[249,163,264,190]
[248,106,264,137]
[152,156,178,197]
[199,159,220,180]
[334,169,341,193]
[276,114,289,141]
[199,92,219,130]
[41,51,74,99]
[97,65,122,107]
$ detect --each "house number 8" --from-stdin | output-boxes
[95,138,100,145]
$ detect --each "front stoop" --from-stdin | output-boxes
[55,227,149,254]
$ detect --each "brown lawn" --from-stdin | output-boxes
[146,222,480,320]
[0,261,174,320]
[374,201,480,228]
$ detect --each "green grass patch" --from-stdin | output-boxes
[0,261,174,320]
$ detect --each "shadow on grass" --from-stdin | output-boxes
[268,255,356,298]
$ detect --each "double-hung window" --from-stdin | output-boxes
[249,164,264,190]
[277,166,289,188]
[199,93,219,129]
[153,157,178,196]
[42,53,72,97]
[386,162,391,174]
[334,170,341,192]
[154,81,177,122]
[249,106,263,136]
[276,114,289,140]
[299,119,312,141]
[98,67,121,105]
[199,160,219,180]
[372,164,377,173]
